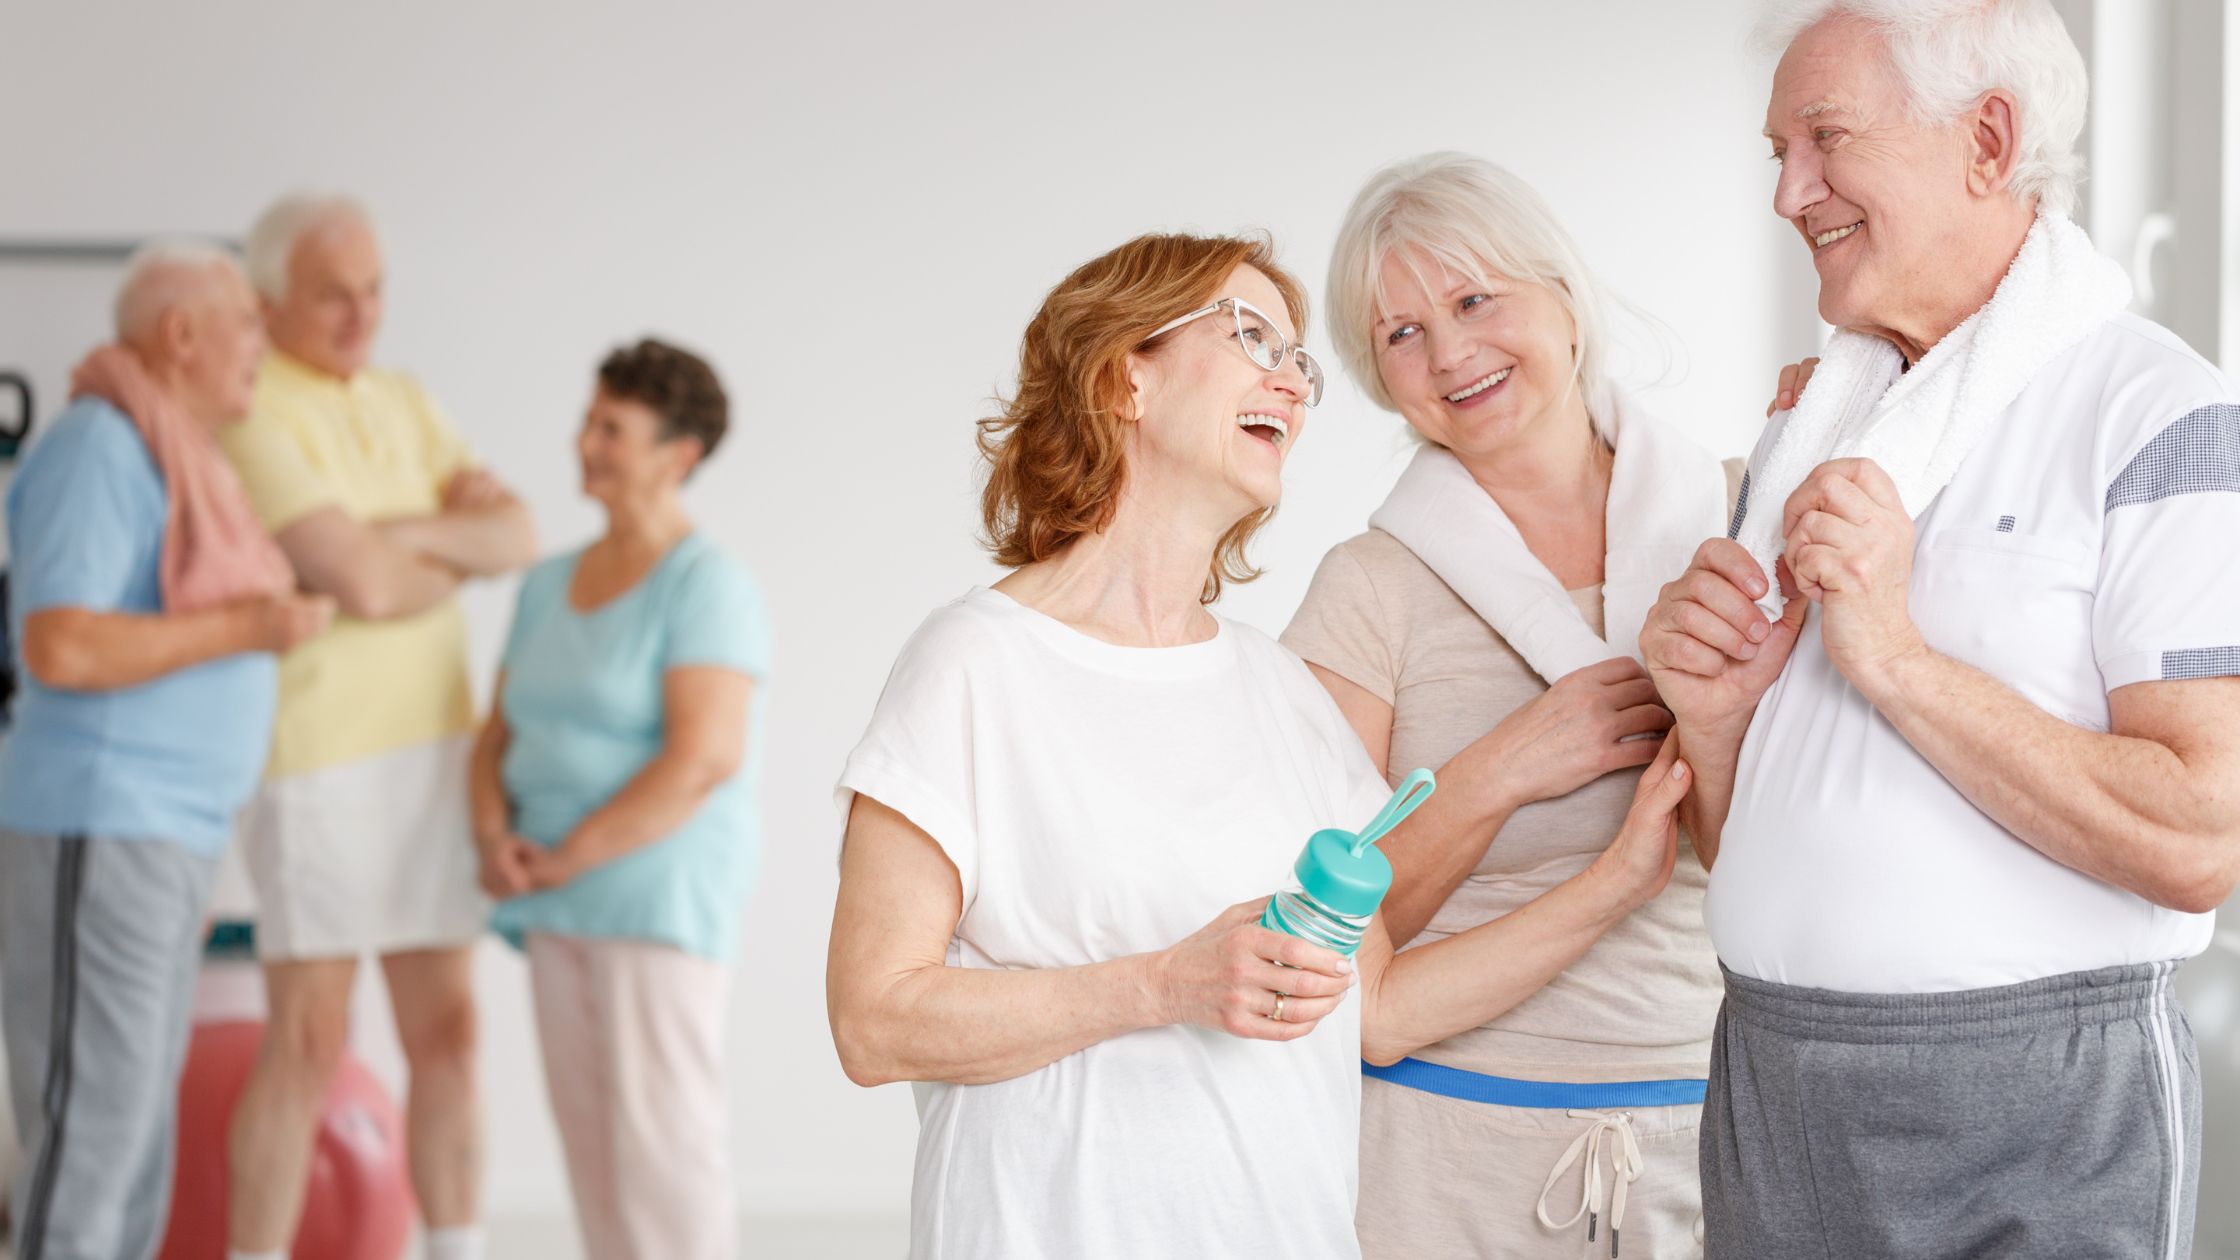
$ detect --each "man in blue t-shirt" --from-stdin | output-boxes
[0,243,330,1259]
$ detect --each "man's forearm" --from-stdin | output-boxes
[1855,646,2240,911]
[333,547,461,621]
[378,502,536,576]
[22,605,265,692]
[1673,717,1748,868]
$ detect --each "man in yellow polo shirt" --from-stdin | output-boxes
[218,193,536,1260]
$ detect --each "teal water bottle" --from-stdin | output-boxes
[1262,769,1435,956]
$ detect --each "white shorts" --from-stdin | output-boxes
[240,733,488,961]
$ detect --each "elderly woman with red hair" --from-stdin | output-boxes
[826,231,1692,1259]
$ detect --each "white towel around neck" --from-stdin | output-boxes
[1367,392,1729,684]
[1734,212,2132,614]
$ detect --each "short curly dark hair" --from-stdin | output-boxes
[597,338,729,465]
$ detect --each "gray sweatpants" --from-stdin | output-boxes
[1701,962,2201,1260]
[0,830,216,1260]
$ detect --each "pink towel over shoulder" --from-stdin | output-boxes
[70,345,296,612]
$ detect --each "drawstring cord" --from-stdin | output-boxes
[1536,1109,1645,1257]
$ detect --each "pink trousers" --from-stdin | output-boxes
[527,933,734,1260]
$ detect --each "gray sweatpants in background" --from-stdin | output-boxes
[0,829,216,1260]
[1701,962,2201,1260]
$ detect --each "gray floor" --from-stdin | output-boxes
[0,1215,911,1260]
[0,1212,2234,1258]
[486,1215,909,1259]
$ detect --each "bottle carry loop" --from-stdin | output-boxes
[1350,768,1435,855]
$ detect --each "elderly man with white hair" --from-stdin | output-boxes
[217,195,535,1260]
[1642,1,2240,1255]
[0,243,332,1260]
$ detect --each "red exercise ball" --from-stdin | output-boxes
[159,1020,413,1260]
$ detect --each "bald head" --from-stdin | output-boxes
[114,241,244,351]
[110,240,268,428]
[247,192,384,377]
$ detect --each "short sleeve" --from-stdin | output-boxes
[1261,633,1399,821]
[407,378,475,489]
[1281,540,1400,704]
[220,410,341,531]
[1330,699,1398,821]
[2094,403,2240,689]
[9,408,162,615]
[663,547,772,678]
[833,606,987,907]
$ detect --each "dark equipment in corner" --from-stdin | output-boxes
[0,368,35,723]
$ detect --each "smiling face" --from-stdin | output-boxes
[1765,14,1991,344]
[1125,262,1313,521]
[1371,248,1582,465]
[576,384,699,510]
[264,213,385,378]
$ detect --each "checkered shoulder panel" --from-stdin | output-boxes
[2106,403,2240,512]
[2163,646,2240,681]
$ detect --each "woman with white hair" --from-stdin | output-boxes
[1283,153,1740,1257]
[826,229,1697,1260]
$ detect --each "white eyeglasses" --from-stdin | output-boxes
[1146,297,1325,407]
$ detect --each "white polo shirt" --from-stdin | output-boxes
[1707,313,2240,994]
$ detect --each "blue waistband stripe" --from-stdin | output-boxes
[1362,1057,1707,1109]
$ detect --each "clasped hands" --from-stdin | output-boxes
[475,830,588,899]
[1644,457,1924,717]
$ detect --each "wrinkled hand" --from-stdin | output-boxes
[524,841,591,891]
[1640,538,1807,737]
[1585,734,1692,912]
[1482,658,1671,807]
[1767,356,1821,417]
[1150,900,1355,1042]
[1780,458,1922,685]
[475,833,540,899]
[246,592,337,652]
[443,468,512,512]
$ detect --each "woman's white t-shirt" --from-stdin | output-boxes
[837,587,1391,1260]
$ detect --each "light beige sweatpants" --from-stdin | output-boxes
[1357,1075,1705,1259]
[527,933,734,1260]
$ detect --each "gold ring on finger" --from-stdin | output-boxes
[1270,992,1287,1022]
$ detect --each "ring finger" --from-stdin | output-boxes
[1264,991,1342,1027]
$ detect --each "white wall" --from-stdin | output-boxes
[0,0,1797,1226]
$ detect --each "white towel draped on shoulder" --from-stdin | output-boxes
[1368,392,1729,684]
[1733,212,2132,614]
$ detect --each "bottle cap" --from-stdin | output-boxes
[1291,768,1436,918]
[1293,827,1394,917]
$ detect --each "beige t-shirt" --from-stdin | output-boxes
[1282,529,1722,1082]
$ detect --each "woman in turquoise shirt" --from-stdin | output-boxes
[468,338,768,1260]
